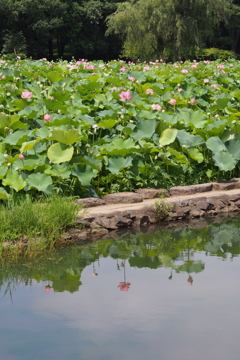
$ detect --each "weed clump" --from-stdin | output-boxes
[0,196,82,258]
[154,200,173,221]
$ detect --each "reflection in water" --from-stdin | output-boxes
[1,216,240,360]
[1,216,240,295]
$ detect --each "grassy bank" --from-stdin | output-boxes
[0,196,82,260]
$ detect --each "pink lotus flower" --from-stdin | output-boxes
[119,91,132,101]
[120,66,126,72]
[191,64,198,69]
[1,75,6,80]
[222,70,227,75]
[110,87,119,91]
[169,99,176,105]
[118,282,131,291]
[128,77,135,82]
[43,114,51,122]
[203,79,209,83]
[87,65,95,70]
[215,114,220,118]
[178,88,183,92]
[151,104,162,111]
[19,153,24,160]
[145,89,154,95]
[190,98,196,105]
[181,69,188,73]
[211,84,217,88]
[217,64,224,69]
[143,66,150,71]
[21,91,33,99]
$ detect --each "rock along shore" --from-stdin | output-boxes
[71,179,240,241]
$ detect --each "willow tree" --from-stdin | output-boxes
[106,0,233,61]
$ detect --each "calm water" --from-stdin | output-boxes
[1,216,240,360]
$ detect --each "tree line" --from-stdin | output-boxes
[1,0,240,62]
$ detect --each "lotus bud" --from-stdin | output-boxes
[19,153,24,160]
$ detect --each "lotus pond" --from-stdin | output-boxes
[1,58,240,199]
[1,215,240,360]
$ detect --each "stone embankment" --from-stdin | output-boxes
[72,179,240,240]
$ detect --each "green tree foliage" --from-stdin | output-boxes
[106,0,235,61]
[0,0,123,60]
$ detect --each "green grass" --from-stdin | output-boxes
[0,196,82,259]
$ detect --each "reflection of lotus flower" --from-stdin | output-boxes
[45,285,52,293]
[187,276,193,285]
[118,282,131,291]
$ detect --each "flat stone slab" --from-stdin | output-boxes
[103,192,143,204]
[135,188,170,199]
[75,197,105,207]
[169,183,213,196]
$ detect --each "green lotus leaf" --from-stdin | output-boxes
[0,187,10,200]
[167,148,188,164]
[51,91,70,102]
[211,97,229,110]
[0,112,10,128]
[28,173,53,193]
[0,166,8,179]
[159,128,178,146]
[100,138,136,156]
[132,119,156,141]
[13,154,45,171]
[47,143,74,164]
[71,155,101,170]
[159,113,178,125]
[206,136,227,152]
[27,173,52,194]
[51,129,81,145]
[188,148,204,163]
[3,130,31,145]
[178,110,207,129]
[72,164,97,185]
[212,151,237,171]
[18,105,40,119]
[2,172,26,192]
[9,114,20,126]
[128,71,146,83]
[35,127,51,139]
[177,129,196,146]
[20,137,40,153]
[225,139,240,160]
[47,71,64,83]
[98,119,117,129]
[106,156,133,174]
[45,163,71,179]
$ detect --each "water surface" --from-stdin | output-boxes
[1,216,240,360]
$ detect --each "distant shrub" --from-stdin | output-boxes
[197,48,236,61]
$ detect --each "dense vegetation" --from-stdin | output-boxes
[1,0,240,61]
[0,57,240,200]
